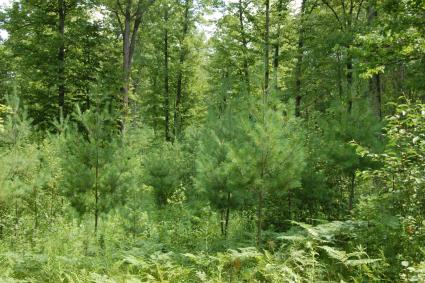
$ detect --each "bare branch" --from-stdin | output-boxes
[307,0,320,14]
[131,0,143,19]
[340,0,347,22]
[113,10,124,35]
[116,0,125,15]
[349,0,354,16]
[322,0,344,29]
[355,0,366,22]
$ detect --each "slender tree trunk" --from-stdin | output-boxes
[58,0,66,117]
[132,212,136,239]
[263,0,270,98]
[256,190,263,248]
[118,1,144,132]
[174,0,190,140]
[273,42,279,91]
[34,187,38,230]
[295,0,307,117]
[346,55,353,113]
[220,210,225,236]
[50,185,55,219]
[368,1,382,119]
[238,0,250,94]
[348,172,355,211]
[347,5,354,113]
[14,200,18,241]
[122,4,132,125]
[224,192,231,238]
[369,74,382,118]
[163,7,171,141]
[94,138,99,234]
[288,191,292,220]
[337,49,343,99]
[273,0,285,92]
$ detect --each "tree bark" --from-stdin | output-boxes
[295,0,307,117]
[173,0,191,140]
[94,150,99,234]
[116,0,146,131]
[263,0,270,98]
[273,0,285,92]
[58,0,66,117]
[348,172,355,211]
[256,190,263,248]
[163,7,171,141]
[238,0,250,94]
[368,1,382,119]
[224,192,231,238]
[346,55,353,113]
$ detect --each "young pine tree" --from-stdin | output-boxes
[196,102,249,238]
[59,102,131,233]
[197,96,306,245]
[0,95,47,242]
[232,97,306,247]
[143,141,191,208]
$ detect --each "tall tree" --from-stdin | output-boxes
[1,0,116,127]
[58,0,66,116]
[263,0,270,97]
[173,0,192,140]
[238,0,251,94]
[163,4,171,141]
[110,0,154,127]
[294,0,307,117]
[366,0,381,119]
[321,0,366,113]
[272,0,288,92]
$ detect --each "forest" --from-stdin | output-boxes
[0,0,424,281]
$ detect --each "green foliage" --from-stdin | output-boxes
[353,101,425,279]
[143,141,191,207]
[59,103,132,230]
[356,101,425,217]
[0,0,424,281]
[0,96,32,147]
[196,102,249,214]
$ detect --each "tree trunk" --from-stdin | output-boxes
[369,74,382,119]
[263,0,270,98]
[58,0,66,117]
[368,1,382,119]
[224,192,231,238]
[337,48,343,99]
[34,187,38,230]
[273,0,285,92]
[220,210,225,236]
[348,172,355,211]
[238,0,250,94]
[273,42,279,91]
[288,190,292,220]
[256,190,263,248]
[346,55,353,113]
[122,4,132,125]
[295,0,307,117]
[347,3,354,113]
[163,7,171,141]
[94,139,99,234]
[119,0,144,132]
[173,0,190,140]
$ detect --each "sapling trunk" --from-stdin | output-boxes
[224,192,231,237]
[256,190,263,248]
[348,172,356,211]
[58,0,66,117]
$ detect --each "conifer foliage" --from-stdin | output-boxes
[0,0,424,281]
[59,103,131,233]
